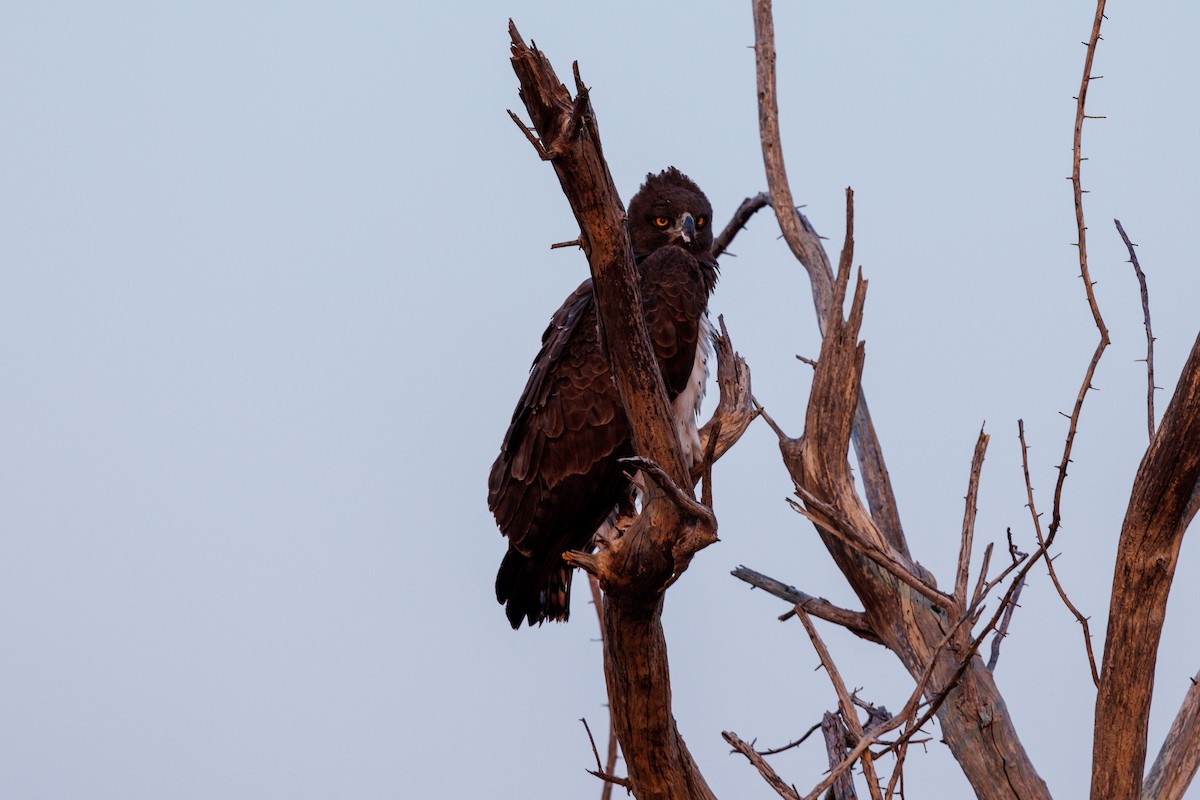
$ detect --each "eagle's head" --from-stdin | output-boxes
[627,167,714,262]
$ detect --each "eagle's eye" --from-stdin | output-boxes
[696,216,706,227]
[654,216,670,228]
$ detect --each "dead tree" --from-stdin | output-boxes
[502,1,1200,797]
[507,23,756,800]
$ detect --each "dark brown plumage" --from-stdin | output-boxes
[488,168,718,628]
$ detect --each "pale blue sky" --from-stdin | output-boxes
[2,2,1198,798]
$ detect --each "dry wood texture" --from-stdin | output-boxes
[746,2,1052,796]
[507,22,757,799]
[1091,332,1200,799]
[1143,669,1200,800]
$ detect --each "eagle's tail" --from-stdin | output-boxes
[495,549,573,629]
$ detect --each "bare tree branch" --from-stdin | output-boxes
[757,723,824,756]
[587,576,621,800]
[509,22,718,800]
[713,192,772,259]
[1143,669,1200,800]
[955,428,990,606]
[1092,331,1200,800]
[1018,420,1100,686]
[751,0,909,561]
[786,491,955,614]
[731,566,880,645]
[803,604,982,799]
[1115,218,1157,441]
[723,731,802,800]
[582,717,631,793]
[985,567,1027,673]
[795,608,885,800]
[821,712,859,800]
[749,5,1052,793]
[1054,0,1111,547]
[883,741,909,800]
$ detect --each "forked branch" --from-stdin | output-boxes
[509,21,718,800]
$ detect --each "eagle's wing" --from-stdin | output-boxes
[488,248,715,628]
[488,279,633,627]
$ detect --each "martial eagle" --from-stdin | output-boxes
[488,168,718,628]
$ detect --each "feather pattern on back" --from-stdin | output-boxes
[488,168,719,628]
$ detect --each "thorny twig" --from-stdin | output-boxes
[986,533,1028,672]
[795,608,885,800]
[714,193,772,259]
[723,731,802,800]
[1114,218,1157,441]
[757,722,824,756]
[785,603,981,799]
[1019,420,1100,686]
[1052,0,1110,542]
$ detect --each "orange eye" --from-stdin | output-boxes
[696,216,706,227]
[654,216,670,228]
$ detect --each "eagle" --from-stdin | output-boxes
[488,168,718,628]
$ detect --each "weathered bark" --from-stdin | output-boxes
[750,0,909,566]
[749,2,1051,796]
[508,22,741,799]
[821,712,858,800]
[1091,332,1200,800]
[770,226,1051,799]
[1143,669,1200,800]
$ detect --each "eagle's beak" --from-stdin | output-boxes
[679,213,696,244]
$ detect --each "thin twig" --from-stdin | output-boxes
[506,109,550,160]
[581,718,630,791]
[1115,218,1156,440]
[986,567,1026,672]
[586,575,619,800]
[787,491,955,614]
[1018,420,1100,686]
[753,397,790,441]
[970,542,994,608]
[723,731,803,800]
[757,722,824,756]
[731,566,880,644]
[713,192,772,259]
[1052,0,1110,545]
[884,740,909,800]
[795,608,885,800]
[801,604,980,799]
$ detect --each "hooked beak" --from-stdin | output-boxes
[679,212,696,244]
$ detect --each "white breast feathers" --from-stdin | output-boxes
[673,314,713,472]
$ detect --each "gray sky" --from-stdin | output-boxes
[3,2,1198,798]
